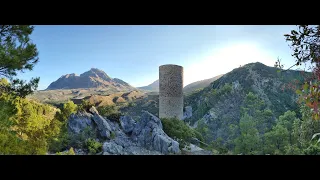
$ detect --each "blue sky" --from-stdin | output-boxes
[17,25,300,90]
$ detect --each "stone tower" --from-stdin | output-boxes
[159,64,183,120]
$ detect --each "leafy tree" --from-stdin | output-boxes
[264,124,290,155]
[241,92,274,134]
[0,25,40,97]
[241,92,265,117]
[276,25,320,119]
[234,113,261,155]
[303,143,320,155]
[161,117,204,148]
[48,101,77,153]
[55,100,77,122]
[277,111,300,144]
[0,91,61,154]
[85,138,102,154]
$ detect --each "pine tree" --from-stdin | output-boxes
[0,25,39,97]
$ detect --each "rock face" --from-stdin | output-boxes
[68,111,95,134]
[131,111,180,154]
[89,107,112,138]
[46,68,135,91]
[119,116,136,134]
[67,107,181,155]
[182,144,213,155]
[182,106,192,120]
[68,107,112,139]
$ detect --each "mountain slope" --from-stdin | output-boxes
[138,74,223,93]
[46,68,135,91]
[183,74,224,94]
[137,80,159,92]
[182,62,310,143]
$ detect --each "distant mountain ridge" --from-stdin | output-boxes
[46,68,135,91]
[137,75,223,93]
[137,80,159,92]
[183,74,224,94]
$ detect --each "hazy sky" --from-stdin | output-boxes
[17,25,300,90]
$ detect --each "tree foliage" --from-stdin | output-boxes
[234,113,261,155]
[0,25,40,97]
[0,91,60,154]
[276,25,320,119]
[161,117,204,148]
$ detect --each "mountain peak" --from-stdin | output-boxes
[46,69,134,91]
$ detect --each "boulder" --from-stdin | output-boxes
[119,116,136,134]
[67,111,94,134]
[89,106,112,138]
[67,107,113,139]
[131,111,180,154]
[103,142,124,155]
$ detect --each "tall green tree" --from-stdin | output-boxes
[0,25,39,97]
[277,111,300,144]
[234,113,261,155]
[264,124,290,155]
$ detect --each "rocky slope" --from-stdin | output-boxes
[46,68,135,91]
[66,106,211,155]
[183,62,310,143]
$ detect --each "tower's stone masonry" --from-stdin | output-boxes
[159,64,183,120]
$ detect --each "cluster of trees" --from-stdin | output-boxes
[203,92,320,155]
[235,92,320,155]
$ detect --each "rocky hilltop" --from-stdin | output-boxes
[64,106,211,155]
[46,68,135,91]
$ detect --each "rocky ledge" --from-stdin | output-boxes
[67,106,211,155]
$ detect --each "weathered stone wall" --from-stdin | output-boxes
[159,64,183,119]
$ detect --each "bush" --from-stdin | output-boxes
[97,105,122,123]
[110,132,116,139]
[85,138,102,155]
[97,105,118,116]
[161,117,204,148]
[303,144,320,155]
[128,102,136,107]
[78,100,95,112]
[56,147,75,155]
[68,126,97,149]
[106,113,122,123]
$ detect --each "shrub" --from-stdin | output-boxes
[106,113,122,123]
[128,102,136,107]
[97,105,118,116]
[97,105,122,123]
[85,138,102,155]
[303,144,320,155]
[161,117,204,148]
[68,126,97,149]
[78,100,95,112]
[110,132,116,139]
[56,147,75,155]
